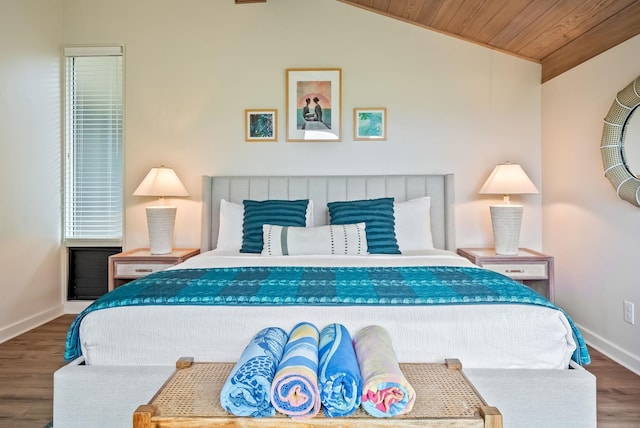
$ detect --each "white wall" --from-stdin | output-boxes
[0,0,545,341]
[0,0,64,342]
[543,35,640,374]
[61,0,543,253]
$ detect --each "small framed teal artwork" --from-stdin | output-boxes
[354,107,387,141]
[245,109,277,142]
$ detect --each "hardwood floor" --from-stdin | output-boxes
[0,315,73,428]
[0,315,639,427]
[588,347,640,427]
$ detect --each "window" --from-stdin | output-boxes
[64,46,123,244]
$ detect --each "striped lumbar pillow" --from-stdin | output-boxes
[328,197,400,254]
[261,223,368,256]
[240,199,309,253]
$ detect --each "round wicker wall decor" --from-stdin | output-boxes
[601,76,640,206]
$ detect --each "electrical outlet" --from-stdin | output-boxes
[624,301,635,325]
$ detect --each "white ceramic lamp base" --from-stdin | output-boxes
[489,205,523,256]
[146,206,177,255]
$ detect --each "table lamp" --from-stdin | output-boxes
[478,162,539,255]
[133,166,189,254]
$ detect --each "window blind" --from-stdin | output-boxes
[64,46,123,242]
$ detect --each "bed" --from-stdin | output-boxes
[54,174,596,427]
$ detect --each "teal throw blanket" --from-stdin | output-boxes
[64,265,590,366]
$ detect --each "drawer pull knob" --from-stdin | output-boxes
[506,269,524,273]
[135,268,153,273]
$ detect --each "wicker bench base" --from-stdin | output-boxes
[133,358,502,428]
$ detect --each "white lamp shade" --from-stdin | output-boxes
[133,166,189,197]
[478,163,539,196]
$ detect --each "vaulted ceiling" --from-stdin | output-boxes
[236,0,640,83]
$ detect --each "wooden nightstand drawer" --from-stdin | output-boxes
[457,248,554,302]
[480,262,548,279]
[114,262,174,277]
[108,248,200,291]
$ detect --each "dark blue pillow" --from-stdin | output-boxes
[240,199,309,253]
[327,197,400,254]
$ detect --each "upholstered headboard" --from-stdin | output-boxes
[201,175,455,252]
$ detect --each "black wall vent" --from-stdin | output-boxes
[67,247,121,300]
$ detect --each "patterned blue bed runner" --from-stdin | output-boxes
[64,265,590,365]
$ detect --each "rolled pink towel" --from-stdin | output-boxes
[353,325,416,417]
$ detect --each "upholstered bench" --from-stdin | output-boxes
[53,358,596,427]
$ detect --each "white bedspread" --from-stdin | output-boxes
[78,250,577,368]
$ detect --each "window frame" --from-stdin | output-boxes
[63,45,125,247]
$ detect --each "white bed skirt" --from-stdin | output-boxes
[79,303,576,368]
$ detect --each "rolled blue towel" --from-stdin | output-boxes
[220,327,288,417]
[318,323,362,417]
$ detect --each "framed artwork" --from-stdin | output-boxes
[245,109,277,142]
[354,107,387,141]
[286,68,341,142]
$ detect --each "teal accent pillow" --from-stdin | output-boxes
[328,197,400,254]
[240,199,309,253]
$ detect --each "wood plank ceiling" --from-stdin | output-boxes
[337,0,640,82]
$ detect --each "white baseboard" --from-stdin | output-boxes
[0,305,65,344]
[577,322,640,375]
[64,300,92,314]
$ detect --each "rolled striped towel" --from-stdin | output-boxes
[220,327,288,417]
[270,322,321,419]
[318,323,362,417]
[353,325,416,417]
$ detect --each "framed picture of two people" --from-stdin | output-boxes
[286,68,341,142]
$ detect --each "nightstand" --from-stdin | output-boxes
[108,248,200,291]
[457,247,554,302]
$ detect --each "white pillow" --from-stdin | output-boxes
[261,223,368,256]
[216,199,314,250]
[216,199,245,250]
[394,197,434,251]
